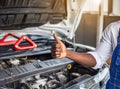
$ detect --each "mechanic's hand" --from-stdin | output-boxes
[51,34,67,59]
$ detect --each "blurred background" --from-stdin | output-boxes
[75,0,120,48]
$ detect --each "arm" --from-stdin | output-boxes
[51,34,96,67]
[66,50,96,67]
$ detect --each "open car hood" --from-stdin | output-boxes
[0,0,86,39]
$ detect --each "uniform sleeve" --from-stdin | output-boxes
[89,24,113,69]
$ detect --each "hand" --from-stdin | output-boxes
[51,34,67,58]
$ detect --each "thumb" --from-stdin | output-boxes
[53,34,62,44]
[53,34,67,58]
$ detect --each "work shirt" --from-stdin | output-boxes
[89,21,120,69]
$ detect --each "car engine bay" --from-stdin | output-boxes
[0,0,110,88]
[0,54,98,89]
[0,33,98,89]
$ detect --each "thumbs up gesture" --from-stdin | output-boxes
[51,34,67,59]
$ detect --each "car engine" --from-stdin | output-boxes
[0,55,98,89]
[0,34,98,89]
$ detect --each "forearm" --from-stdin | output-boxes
[66,50,97,67]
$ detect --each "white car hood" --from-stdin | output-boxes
[39,0,87,39]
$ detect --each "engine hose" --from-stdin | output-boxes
[47,80,59,89]
[18,83,33,89]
